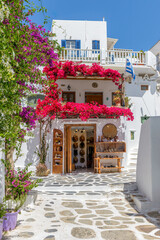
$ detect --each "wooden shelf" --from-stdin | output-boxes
[96,141,125,144]
[53,164,63,166]
[95,152,125,154]
[101,166,124,169]
[95,157,123,160]
[54,137,63,140]
[94,141,126,174]
[53,129,63,174]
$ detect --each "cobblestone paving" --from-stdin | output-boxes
[2,170,160,240]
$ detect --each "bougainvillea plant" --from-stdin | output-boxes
[36,77,134,121]
[43,61,123,89]
[5,164,41,200]
[4,163,41,211]
[0,0,60,168]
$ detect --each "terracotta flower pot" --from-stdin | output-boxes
[3,211,19,231]
[0,219,3,240]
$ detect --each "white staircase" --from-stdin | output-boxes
[127,148,138,170]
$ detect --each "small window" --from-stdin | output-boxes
[141,85,148,91]
[28,94,44,108]
[92,40,100,53]
[130,131,135,140]
[62,91,76,103]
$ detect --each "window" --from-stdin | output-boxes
[61,40,81,49]
[28,94,44,108]
[112,92,122,106]
[141,85,148,91]
[66,40,76,49]
[92,40,100,53]
[130,131,135,140]
[62,92,76,103]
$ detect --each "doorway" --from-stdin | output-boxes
[64,124,96,173]
[85,92,103,105]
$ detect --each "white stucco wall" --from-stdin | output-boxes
[58,78,118,106]
[145,51,156,69]
[15,117,127,172]
[137,117,160,203]
[52,20,107,50]
[125,76,160,159]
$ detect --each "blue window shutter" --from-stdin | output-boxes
[61,40,66,48]
[92,40,100,53]
[92,40,96,49]
[75,40,81,57]
[97,41,100,49]
[75,40,81,49]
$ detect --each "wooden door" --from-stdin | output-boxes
[85,92,103,105]
[65,126,72,173]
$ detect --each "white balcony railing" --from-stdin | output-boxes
[60,48,146,65]
[60,48,100,62]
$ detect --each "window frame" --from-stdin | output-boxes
[62,91,76,103]
[141,85,149,91]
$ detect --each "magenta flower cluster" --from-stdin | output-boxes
[19,106,37,130]
[6,165,41,200]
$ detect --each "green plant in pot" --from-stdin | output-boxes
[124,96,132,108]
[3,163,41,231]
[0,203,6,239]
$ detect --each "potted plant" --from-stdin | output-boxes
[124,96,132,108]
[0,203,6,239]
[113,90,122,106]
[3,164,41,231]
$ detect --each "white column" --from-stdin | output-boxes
[100,49,106,65]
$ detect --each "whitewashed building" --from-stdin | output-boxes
[15,19,160,174]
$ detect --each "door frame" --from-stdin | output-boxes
[85,92,103,104]
[64,124,97,173]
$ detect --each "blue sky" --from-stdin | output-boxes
[30,0,160,51]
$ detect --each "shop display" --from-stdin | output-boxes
[80,142,85,148]
[73,142,78,148]
[80,157,85,163]
[73,156,78,163]
[72,135,78,142]
[53,129,63,174]
[94,141,126,173]
[80,149,85,156]
[74,150,78,156]
[80,135,85,142]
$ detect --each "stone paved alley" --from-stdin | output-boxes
[2,169,160,240]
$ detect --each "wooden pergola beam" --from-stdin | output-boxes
[66,76,114,81]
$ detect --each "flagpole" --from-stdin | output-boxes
[121,73,125,107]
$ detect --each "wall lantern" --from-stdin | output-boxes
[67,84,71,91]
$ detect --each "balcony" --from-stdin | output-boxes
[60,48,146,65]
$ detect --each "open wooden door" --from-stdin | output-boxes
[64,125,72,173]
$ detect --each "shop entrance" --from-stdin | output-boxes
[64,124,96,173]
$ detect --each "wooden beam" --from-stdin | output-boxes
[65,76,113,81]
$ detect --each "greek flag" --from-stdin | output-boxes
[125,58,136,80]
